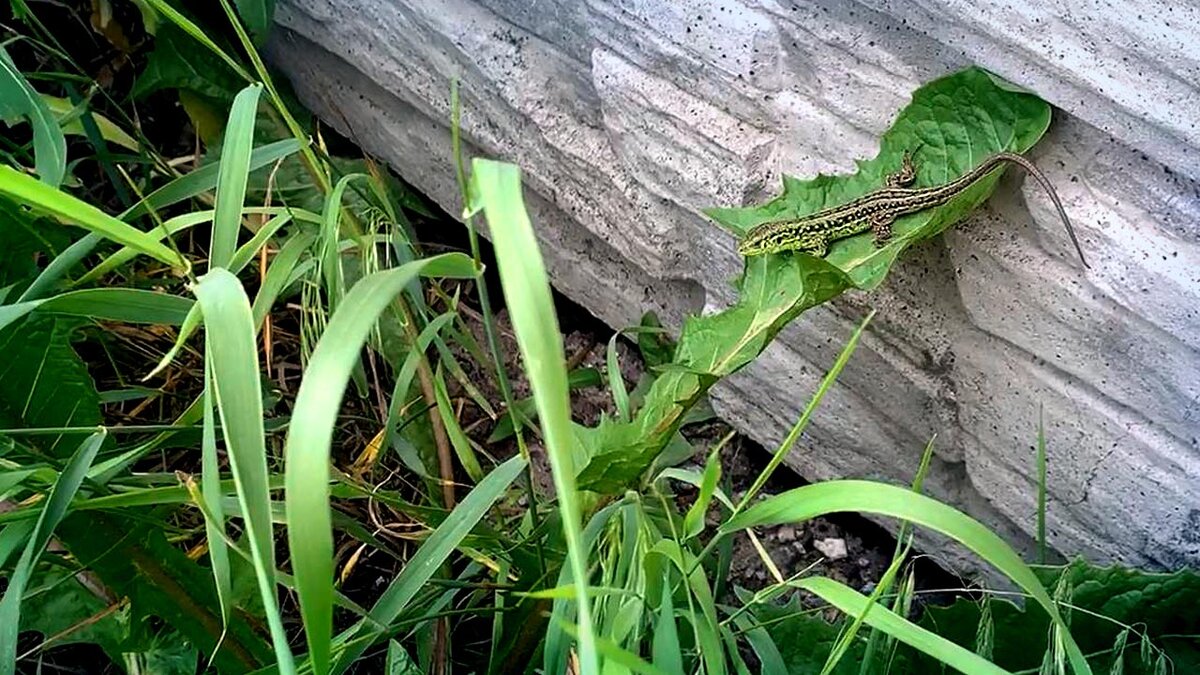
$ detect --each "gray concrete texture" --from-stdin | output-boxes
[267,0,1200,573]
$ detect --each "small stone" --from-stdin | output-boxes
[814,537,848,560]
[776,525,799,543]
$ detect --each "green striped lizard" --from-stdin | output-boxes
[737,150,1089,268]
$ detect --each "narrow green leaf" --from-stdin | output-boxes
[210,84,264,269]
[20,140,306,301]
[799,577,1011,675]
[201,360,234,645]
[469,158,599,674]
[0,288,193,333]
[228,212,292,272]
[283,253,475,675]
[0,165,187,270]
[652,576,684,675]
[251,231,315,332]
[382,312,455,454]
[193,268,296,674]
[121,139,306,223]
[556,618,670,675]
[432,364,483,482]
[317,174,369,315]
[607,331,631,421]
[0,47,66,186]
[0,430,105,675]
[682,443,721,540]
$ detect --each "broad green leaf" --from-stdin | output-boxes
[706,68,1054,287]
[918,560,1200,674]
[55,512,275,671]
[132,20,247,103]
[723,480,1092,674]
[0,430,105,675]
[573,67,1059,494]
[0,46,66,186]
[234,0,275,44]
[0,316,100,457]
[14,567,127,661]
[0,165,187,270]
[193,268,296,674]
[282,253,475,675]
[469,158,599,674]
[210,84,264,269]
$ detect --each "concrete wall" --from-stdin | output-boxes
[267,0,1200,572]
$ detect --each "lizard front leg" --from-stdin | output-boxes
[885,150,918,188]
[803,234,829,258]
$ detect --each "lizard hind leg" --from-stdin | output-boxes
[870,211,895,247]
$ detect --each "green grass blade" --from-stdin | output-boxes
[283,253,475,675]
[3,288,193,332]
[210,84,264,270]
[0,165,187,270]
[193,268,296,675]
[121,139,306,222]
[652,575,684,675]
[201,360,234,661]
[317,174,369,314]
[432,364,484,482]
[383,312,455,453]
[20,140,304,301]
[0,46,66,187]
[330,454,527,672]
[735,310,873,514]
[468,158,599,674]
[798,577,1012,675]
[251,231,315,332]
[228,212,292,272]
[682,443,721,540]
[1037,404,1048,564]
[723,481,1092,674]
[0,430,105,675]
[606,331,631,420]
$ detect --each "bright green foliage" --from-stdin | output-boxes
[917,560,1200,674]
[753,560,1200,675]
[574,67,1052,493]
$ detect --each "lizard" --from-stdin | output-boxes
[735,149,1089,269]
